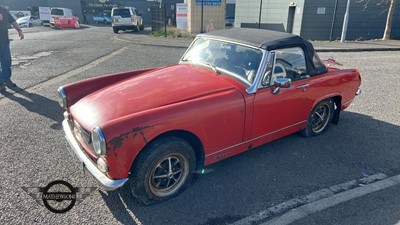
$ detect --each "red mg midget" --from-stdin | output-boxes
[59,28,361,204]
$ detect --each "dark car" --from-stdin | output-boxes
[225,16,234,26]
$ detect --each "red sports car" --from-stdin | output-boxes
[59,28,361,205]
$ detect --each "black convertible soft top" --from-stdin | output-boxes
[198,28,327,76]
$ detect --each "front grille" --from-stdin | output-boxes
[74,120,92,145]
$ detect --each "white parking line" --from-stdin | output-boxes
[231,173,398,225]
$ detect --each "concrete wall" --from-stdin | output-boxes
[301,0,392,40]
[187,0,226,33]
[234,0,305,35]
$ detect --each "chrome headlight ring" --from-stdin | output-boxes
[57,86,67,109]
[91,126,107,156]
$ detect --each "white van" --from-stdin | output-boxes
[49,7,74,27]
[111,7,144,33]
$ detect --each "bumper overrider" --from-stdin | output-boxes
[62,119,128,191]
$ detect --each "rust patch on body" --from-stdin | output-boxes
[108,126,151,151]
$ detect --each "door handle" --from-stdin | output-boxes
[296,84,310,89]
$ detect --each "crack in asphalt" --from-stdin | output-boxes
[0,46,128,105]
[12,50,59,68]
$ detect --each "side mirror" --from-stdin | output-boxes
[272,77,291,94]
[274,77,291,88]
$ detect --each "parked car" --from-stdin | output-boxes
[58,28,361,205]
[16,16,43,28]
[225,16,234,26]
[49,7,76,28]
[111,6,144,33]
[93,12,111,24]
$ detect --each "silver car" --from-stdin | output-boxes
[111,7,144,33]
[16,16,43,28]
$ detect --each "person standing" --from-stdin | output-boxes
[0,5,24,91]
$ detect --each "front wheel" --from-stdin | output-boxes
[300,99,334,137]
[129,137,196,205]
[113,27,118,33]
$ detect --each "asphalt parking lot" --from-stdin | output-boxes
[0,26,399,225]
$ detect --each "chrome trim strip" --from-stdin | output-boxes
[206,120,307,157]
[62,119,128,191]
[247,49,269,94]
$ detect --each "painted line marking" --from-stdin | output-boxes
[231,173,391,225]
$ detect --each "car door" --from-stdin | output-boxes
[251,47,312,139]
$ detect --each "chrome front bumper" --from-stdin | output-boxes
[62,119,128,191]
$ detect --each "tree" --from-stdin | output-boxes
[359,0,397,39]
[383,0,397,40]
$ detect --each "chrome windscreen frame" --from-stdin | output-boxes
[246,49,269,94]
[180,37,268,92]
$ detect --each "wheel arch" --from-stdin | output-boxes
[311,94,342,121]
[133,130,205,172]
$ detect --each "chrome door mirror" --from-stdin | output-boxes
[272,77,291,94]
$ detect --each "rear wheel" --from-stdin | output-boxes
[129,137,196,205]
[300,99,334,137]
[139,24,144,31]
[113,27,118,33]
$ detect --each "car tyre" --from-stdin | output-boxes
[129,137,196,205]
[139,24,144,31]
[113,27,119,33]
[300,99,334,137]
[29,23,33,27]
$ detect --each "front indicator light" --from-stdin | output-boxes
[97,157,109,173]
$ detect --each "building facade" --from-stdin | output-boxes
[234,0,400,40]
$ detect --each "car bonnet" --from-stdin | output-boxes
[70,64,236,129]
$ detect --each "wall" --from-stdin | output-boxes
[390,1,400,39]
[1,0,47,10]
[301,0,392,40]
[187,0,226,33]
[234,0,304,35]
[226,3,235,17]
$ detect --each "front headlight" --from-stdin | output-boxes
[91,126,107,155]
[57,86,67,109]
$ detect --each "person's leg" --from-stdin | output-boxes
[0,43,12,83]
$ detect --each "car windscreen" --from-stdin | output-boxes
[181,38,263,85]
[112,9,131,18]
[51,9,64,16]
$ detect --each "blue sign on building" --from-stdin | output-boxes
[195,0,221,6]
